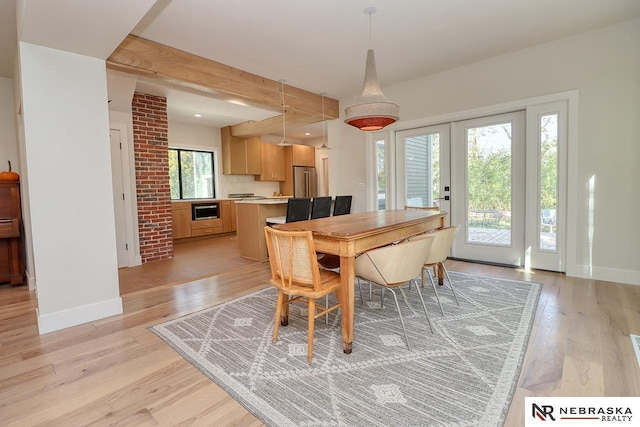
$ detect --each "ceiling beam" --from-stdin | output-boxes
[107,35,339,136]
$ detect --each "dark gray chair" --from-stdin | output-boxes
[310,197,332,219]
[266,198,311,225]
[332,195,352,216]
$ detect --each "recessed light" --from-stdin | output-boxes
[194,114,202,118]
[305,132,311,136]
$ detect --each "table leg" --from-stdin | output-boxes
[437,263,445,285]
[339,255,355,354]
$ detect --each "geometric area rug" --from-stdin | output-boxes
[151,271,541,427]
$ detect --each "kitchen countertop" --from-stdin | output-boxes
[234,198,289,205]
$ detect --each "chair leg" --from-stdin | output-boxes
[307,298,316,363]
[426,269,446,317]
[387,287,411,351]
[325,295,329,325]
[357,278,364,305]
[398,285,412,309]
[273,290,284,342]
[415,282,434,333]
[441,262,460,306]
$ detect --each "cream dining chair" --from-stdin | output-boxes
[264,226,342,363]
[354,234,436,350]
[416,225,461,317]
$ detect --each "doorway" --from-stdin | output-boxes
[109,128,128,268]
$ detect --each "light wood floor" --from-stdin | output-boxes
[0,235,638,426]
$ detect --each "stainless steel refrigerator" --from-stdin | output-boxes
[292,166,317,198]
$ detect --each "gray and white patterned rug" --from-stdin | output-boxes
[151,271,541,426]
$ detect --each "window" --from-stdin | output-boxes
[169,148,215,200]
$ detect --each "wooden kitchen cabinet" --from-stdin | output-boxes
[221,200,238,232]
[221,127,261,175]
[171,203,192,239]
[279,144,316,196]
[255,141,285,181]
[190,217,223,237]
[292,144,315,167]
[172,200,236,239]
[0,181,24,285]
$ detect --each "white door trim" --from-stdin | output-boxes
[110,122,141,267]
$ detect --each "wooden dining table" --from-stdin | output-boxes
[274,209,447,354]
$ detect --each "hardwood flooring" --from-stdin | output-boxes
[0,235,638,426]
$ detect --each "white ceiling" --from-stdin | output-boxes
[3,0,640,139]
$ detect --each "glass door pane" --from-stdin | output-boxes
[451,111,525,266]
[395,124,450,212]
[539,114,558,251]
[375,138,386,210]
[466,123,512,246]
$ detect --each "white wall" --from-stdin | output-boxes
[0,77,18,173]
[19,42,122,332]
[335,18,640,285]
[168,120,280,198]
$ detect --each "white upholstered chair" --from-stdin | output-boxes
[354,234,436,350]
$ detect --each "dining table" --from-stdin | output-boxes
[274,209,447,354]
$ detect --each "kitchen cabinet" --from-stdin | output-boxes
[292,144,315,167]
[221,127,261,175]
[0,181,24,285]
[191,217,224,237]
[171,203,192,239]
[235,200,287,261]
[221,200,237,232]
[279,144,316,196]
[172,200,237,239]
[255,142,285,181]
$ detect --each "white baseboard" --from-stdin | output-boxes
[37,297,123,334]
[573,264,640,286]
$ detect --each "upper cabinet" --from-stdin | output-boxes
[255,142,286,181]
[221,127,261,175]
[292,144,315,167]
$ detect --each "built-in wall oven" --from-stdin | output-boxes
[192,202,219,220]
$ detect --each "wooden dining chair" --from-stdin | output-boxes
[264,226,342,363]
[417,225,461,317]
[354,234,436,350]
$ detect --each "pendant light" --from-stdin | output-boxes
[278,79,291,146]
[344,7,399,131]
[317,93,331,150]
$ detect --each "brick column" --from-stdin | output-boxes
[132,92,173,263]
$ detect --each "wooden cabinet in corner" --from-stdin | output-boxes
[221,126,261,175]
[171,203,192,239]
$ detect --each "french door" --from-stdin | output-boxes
[388,102,566,271]
[450,111,525,266]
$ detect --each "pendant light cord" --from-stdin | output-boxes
[280,79,286,143]
[365,6,377,50]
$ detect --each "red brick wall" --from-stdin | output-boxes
[132,92,173,263]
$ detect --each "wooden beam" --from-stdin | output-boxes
[230,111,324,138]
[107,35,339,136]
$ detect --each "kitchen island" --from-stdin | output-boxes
[235,199,288,261]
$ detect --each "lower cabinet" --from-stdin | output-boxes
[191,218,223,236]
[172,200,236,239]
[171,203,192,239]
